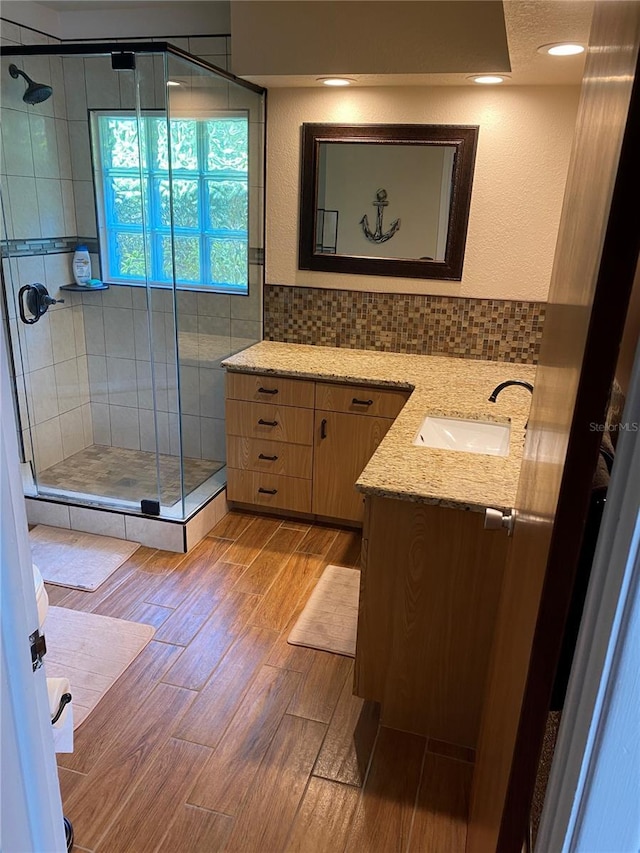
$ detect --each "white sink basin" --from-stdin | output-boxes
[413,416,510,456]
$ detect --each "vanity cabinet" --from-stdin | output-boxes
[354,494,509,748]
[225,371,409,522]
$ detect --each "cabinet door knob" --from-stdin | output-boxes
[258,453,278,461]
[258,487,278,495]
[258,418,278,426]
[352,398,373,406]
[258,387,278,395]
[321,418,327,439]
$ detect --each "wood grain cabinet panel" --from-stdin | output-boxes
[226,400,314,446]
[227,372,315,408]
[315,382,409,419]
[312,411,394,523]
[355,494,509,748]
[227,436,313,480]
[227,469,312,513]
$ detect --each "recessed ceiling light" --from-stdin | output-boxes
[468,75,506,85]
[317,77,355,87]
[538,42,585,56]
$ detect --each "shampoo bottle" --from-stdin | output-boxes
[72,245,91,287]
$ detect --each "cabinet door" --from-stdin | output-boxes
[312,410,393,522]
[354,495,509,747]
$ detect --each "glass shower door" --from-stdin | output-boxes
[165,51,265,517]
[130,54,186,518]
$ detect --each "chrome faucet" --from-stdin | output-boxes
[488,380,534,402]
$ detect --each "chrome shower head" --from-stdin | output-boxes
[8,64,53,105]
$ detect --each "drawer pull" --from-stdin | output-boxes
[258,453,279,461]
[352,398,374,406]
[258,487,278,495]
[321,418,327,439]
[258,387,279,395]
[258,418,278,427]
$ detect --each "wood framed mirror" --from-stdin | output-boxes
[298,123,479,281]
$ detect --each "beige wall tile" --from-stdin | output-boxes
[55,358,81,413]
[34,416,63,471]
[60,407,86,458]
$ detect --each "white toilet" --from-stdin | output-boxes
[32,564,73,747]
[33,562,49,627]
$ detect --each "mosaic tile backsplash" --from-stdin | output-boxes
[264,285,546,364]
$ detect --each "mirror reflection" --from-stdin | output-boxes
[299,124,479,281]
[316,142,456,261]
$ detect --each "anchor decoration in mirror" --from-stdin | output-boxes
[361,188,401,245]
[299,123,479,281]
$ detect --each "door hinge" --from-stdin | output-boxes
[29,629,47,671]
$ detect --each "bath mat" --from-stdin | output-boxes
[44,606,155,729]
[287,565,360,657]
[29,525,139,592]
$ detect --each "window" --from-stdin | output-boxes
[92,112,249,294]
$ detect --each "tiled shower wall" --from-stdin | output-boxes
[3,253,91,471]
[1,22,92,473]
[83,281,261,462]
[264,285,546,364]
[1,20,262,472]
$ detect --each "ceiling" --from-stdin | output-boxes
[31,0,594,87]
[239,1,594,87]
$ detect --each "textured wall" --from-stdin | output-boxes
[266,85,580,301]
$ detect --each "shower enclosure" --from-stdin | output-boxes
[0,43,265,527]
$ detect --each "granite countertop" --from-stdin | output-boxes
[222,341,537,513]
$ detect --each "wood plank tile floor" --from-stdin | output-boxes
[49,511,472,852]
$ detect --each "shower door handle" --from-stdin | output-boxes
[19,285,39,324]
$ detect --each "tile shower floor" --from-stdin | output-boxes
[37,445,223,507]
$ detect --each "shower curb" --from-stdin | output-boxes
[24,488,228,554]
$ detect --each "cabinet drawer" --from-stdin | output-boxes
[227,468,312,513]
[226,399,314,445]
[226,372,315,408]
[227,436,313,479]
[315,382,409,419]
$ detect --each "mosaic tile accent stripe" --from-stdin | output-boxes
[2,237,263,265]
[1,236,99,258]
[264,285,546,364]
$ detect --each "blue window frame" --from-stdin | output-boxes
[92,112,249,294]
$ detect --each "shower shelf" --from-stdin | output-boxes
[60,283,109,292]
